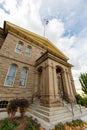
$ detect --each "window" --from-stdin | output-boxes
[5,65,17,86]
[16,41,23,54]
[19,68,28,87]
[26,46,31,57]
[0,101,8,108]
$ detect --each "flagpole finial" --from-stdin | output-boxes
[43,18,49,37]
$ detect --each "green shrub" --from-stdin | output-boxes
[55,122,65,130]
[75,94,87,106]
[72,119,84,127]
[0,118,19,130]
[75,94,82,104]
[26,116,41,130]
[79,73,87,94]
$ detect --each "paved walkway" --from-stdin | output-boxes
[0,111,20,120]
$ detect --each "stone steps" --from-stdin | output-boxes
[28,101,87,130]
[36,107,69,116]
[29,103,73,123]
[29,108,50,122]
[30,104,66,111]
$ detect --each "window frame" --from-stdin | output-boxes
[15,41,23,54]
[19,67,28,88]
[4,64,17,87]
[25,46,31,57]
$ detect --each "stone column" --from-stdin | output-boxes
[40,61,61,107]
[64,69,76,103]
[40,66,47,106]
[69,68,77,95]
[61,70,69,100]
[53,66,61,102]
[63,70,72,102]
[67,68,76,103]
[31,70,38,103]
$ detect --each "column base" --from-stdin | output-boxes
[64,93,76,104]
[40,95,61,107]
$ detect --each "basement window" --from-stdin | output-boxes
[0,101,8,108]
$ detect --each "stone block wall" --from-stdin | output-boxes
[0,31,45,102]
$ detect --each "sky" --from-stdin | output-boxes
[0,0,87,92]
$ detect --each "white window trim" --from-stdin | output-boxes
[4,65,17,87]
[19,68,28,88]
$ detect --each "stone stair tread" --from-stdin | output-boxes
[36,108,70,116]
[29,102,87,124]
[51,116,73,125]
[30,105,66,112]
[29,109,49,122]
[29,107,73,122]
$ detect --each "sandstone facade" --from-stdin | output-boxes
[0,21,76,108]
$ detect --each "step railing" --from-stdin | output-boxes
[61,98,82,117]
[71,103,74,116]
[70,102,82,117]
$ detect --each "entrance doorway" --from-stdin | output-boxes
[37,67,42,99]
[56,67,64,99]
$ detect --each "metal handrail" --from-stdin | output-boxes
[70,102,82,117]
[71,103,74,116]
[79,104,82,115]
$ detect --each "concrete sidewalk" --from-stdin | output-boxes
[0,111,20,120]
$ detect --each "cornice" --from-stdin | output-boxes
[35,51,73,67]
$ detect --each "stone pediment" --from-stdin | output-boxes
[3,21,68,61]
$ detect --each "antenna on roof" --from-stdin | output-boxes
[43,18,49,37]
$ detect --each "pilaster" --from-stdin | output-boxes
[40,61,61,107]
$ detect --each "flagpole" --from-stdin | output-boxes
[44,23,45,37]
[43,19,49,37]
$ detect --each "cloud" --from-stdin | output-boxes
[46,19,64,43]
[0,0,43,35]
[56,29,87,88]
[0,0,87,92]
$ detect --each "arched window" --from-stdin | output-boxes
[19,68,28,87]
[26,46,31,57]
[5,65,17,86]
[16,41,23,54]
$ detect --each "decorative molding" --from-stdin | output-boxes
[0,54,35,67]
[35,51,72,67]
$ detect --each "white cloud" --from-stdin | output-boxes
[56,30,87,89]
[0,0,43,35]
[46,19,64,43]
[0,0,87,92]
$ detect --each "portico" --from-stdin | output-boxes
[34,51,76,107]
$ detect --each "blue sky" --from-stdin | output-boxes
[0,0,87,92]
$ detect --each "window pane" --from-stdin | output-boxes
[5,65,17,86]
[26,47,31,56]
[16,42,23,54]
[19,68,27,87]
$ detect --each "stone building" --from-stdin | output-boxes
[0,21,76,108]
